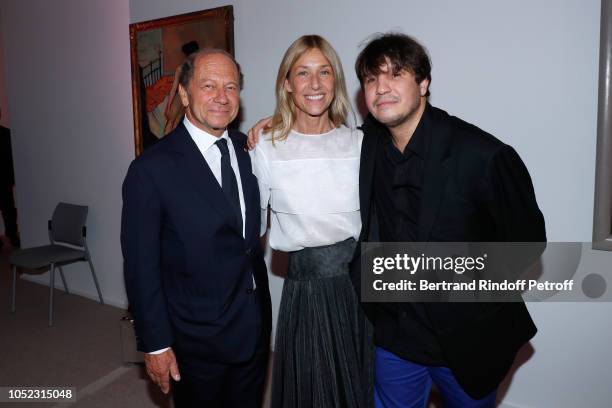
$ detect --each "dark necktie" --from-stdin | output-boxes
[215,138,243,234]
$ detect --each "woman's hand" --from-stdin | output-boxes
[247,116,272,150]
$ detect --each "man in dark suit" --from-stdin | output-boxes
[121,49,271,408]
[0,108,19,250]
[351,33,546,407]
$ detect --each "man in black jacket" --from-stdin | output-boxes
[352,33,545,407]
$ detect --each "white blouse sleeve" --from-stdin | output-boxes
[249,142,271,237]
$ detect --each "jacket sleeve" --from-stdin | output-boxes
[486,145,546,241]
[484,145,547,280]
[121,161,174,352]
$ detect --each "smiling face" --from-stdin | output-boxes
[363,58,429,131]
[284,48,335,122]
[178,52,240,136]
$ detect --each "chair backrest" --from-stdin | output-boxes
[51,202,89,246]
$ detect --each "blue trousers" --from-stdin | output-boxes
[374,347,497,408]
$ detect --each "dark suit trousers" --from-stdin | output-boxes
[172,292,270,408]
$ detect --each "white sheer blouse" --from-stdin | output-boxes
[250,126,363,251]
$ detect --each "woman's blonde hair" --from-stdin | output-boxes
[266,35,353,142]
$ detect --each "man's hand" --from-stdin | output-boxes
[246,116,272,150]
[144,348,181,394]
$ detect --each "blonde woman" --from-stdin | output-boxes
[249,35,372,408]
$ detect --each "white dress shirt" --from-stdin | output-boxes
[184,116,246,236]
[149,116,249,355]
[250,126,363,252]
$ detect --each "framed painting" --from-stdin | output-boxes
[129,6,234,156]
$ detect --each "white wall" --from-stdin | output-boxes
[1,0,609,406]
[0,0,134,307]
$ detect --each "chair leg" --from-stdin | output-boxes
[86,254,104,305]
[49,264,55,326]
[58,266,69,294]
[10,265,16,313]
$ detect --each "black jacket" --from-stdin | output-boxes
[351,104,546,398]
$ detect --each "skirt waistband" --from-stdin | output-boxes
[287,238,357,281]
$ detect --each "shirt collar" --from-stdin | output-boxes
[183,115,230,152]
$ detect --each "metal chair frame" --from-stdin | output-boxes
[10,203,104,326]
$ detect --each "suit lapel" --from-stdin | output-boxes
[417,108,453,241]
[169,124,241,234]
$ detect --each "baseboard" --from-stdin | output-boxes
[497,401,524,408]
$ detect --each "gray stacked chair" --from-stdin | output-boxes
[9,202,104,326]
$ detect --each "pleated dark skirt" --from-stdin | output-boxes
[271,238,374,408]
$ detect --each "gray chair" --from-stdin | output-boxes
[9,202,104,326]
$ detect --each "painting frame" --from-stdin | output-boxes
[129,6,234,156]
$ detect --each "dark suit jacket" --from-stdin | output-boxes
[0,125,14,187]
[352,104,546,398]
[121,124,271,365]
